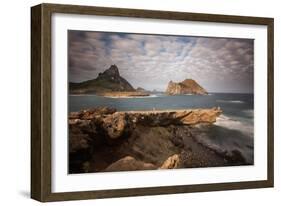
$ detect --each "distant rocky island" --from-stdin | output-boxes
[166,79,208,95]
[70,64,208,97]
[69,64,149,97]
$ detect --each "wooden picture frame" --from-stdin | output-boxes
[31,3,274,202]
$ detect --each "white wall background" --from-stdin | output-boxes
[0,0,279,205]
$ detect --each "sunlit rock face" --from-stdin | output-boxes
[166,79,208,95]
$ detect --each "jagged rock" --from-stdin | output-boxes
[102,112,129,139]
[166,79,208,95]
[118,126,180,166]
[69,107,222,145]
[176,108,222,125]
[68,107,224,173]
[69,65,135,94]
[160,154,180,169]
[80,107,116,120]
[104,156,157,172]
[98,64,120,78]
[123,107,222,126]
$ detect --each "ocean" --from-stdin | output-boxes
[69,93,254,164]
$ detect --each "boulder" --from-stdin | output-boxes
[104,156,157,172]
[160,154,180,169]
[102,112,128,139]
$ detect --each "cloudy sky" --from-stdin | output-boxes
[68,30,254,93]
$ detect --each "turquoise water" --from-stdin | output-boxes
[69,93,254,164]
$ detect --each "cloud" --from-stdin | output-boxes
[68,30,253,93]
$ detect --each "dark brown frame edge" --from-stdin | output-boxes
[31,3,274,202]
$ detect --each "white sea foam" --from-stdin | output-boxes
[216,100,245,104]
[104,94,159,99]
[242,109,254,118]
[191,114,254,164]
[216,115,253,135]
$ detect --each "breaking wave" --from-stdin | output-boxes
[242,109,254,118]
[191,114,254,164]
[215,114,253,136]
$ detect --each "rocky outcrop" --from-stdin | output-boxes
[160,154,181,169]
[102,112,131,139]
[166,79,208,95]
[104,156,157,172]
[68,107,223,173]
[125,108,222,126]
[69,106,248,174]
[69,107,222,143]
[69,65,136,94]
[104,154,181,172]
[69,107,117,120]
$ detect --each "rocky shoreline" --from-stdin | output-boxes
[69,107,248,173]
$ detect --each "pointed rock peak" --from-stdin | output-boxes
[99,64,120,77]
[109,64,118,70]
[108,64,120,75]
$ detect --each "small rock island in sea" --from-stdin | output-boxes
[69,64,149,97]
[166,79,208,95]
[70,64,208,97]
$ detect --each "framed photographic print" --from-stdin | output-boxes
[31,3,274,202]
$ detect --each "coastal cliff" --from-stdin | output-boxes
[166,79,208,95]
[68,106,250,173]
